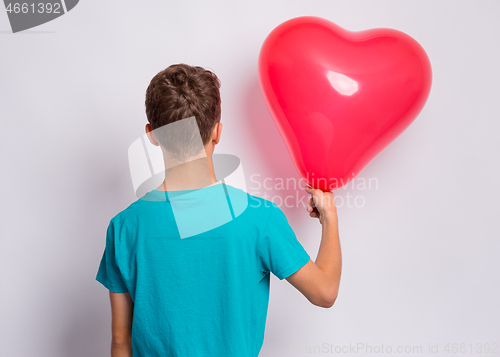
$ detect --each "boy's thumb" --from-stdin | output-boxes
[305,185,319,195]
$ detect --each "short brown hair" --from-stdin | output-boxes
[145,63,221,157]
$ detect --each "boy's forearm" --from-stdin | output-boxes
[111,341,133,357]
[315,214,342,299]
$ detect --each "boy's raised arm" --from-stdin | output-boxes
[286,186,342,308]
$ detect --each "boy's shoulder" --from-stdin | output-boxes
[106,192,150,227]
[226,185,286,225]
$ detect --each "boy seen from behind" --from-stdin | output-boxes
[96,63,342,357]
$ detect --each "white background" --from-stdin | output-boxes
[1,1,499,356]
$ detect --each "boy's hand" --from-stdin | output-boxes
[305,186,337,224]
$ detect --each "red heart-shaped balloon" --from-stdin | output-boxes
[258,16,432,191]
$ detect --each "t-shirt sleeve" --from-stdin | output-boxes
[258,202,311,280]
[95,219,129,293]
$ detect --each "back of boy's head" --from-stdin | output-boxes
[145,63,221,160]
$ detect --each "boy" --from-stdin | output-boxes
[95,63,342,357]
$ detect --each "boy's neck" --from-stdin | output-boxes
[155,155,219,191]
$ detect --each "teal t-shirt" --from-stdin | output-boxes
[95,183,310,357]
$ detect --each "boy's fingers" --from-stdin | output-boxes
[305,185,323,197]
[309,209,320,219]
[304,186,316,194]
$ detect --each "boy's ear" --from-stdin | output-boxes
[212,122,223,145]
[145,123,160,146]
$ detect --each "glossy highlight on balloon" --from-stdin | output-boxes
[258,16,432,191]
